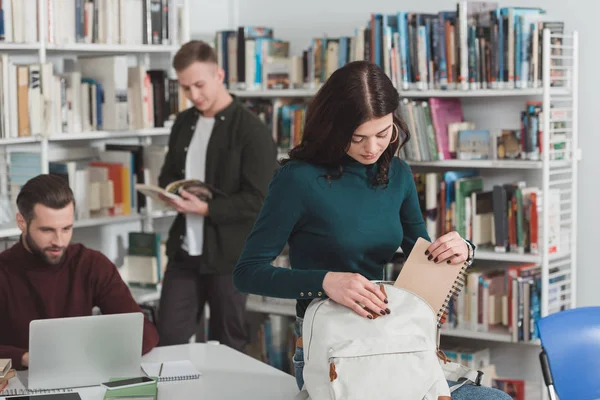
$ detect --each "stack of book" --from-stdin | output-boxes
[0,359,16,392]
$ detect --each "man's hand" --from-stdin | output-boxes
[167,189,209,216]
[21,352,29,367]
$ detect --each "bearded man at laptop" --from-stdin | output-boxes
[0,174,159,370]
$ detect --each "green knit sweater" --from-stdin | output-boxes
[233,155,430,317]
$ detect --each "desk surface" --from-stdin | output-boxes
[2,344,298,400]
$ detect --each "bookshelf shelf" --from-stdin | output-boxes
[475,249,569,263]
[440,326,540,345]
[128,286,162,304]
[150,209,178,218]
[46,128,171,141]
[73,214,142,228]
[45,43,179,55]
[0,136,41,145]
[246,298,540,345]
[246,298,296,317]
[230,88,318,98]
[0,43,41,51]
[0,215,144,239]
[407,159,544,169]
[402,87,571,98]
[230,87,571,99]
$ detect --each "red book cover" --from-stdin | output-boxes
[492,379,525,400]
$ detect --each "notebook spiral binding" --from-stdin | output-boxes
[436,260,470,329]
[156,374,201,382]
[0,388,74,395]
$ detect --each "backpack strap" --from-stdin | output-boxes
[440,361,484,392]
[295,389,310,400]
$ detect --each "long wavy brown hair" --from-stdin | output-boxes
[280,61,410,187]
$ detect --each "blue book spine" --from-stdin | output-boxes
[374,14,382,67]
[339,37,348,68]
[515,15,522,86]
[397,12,410,88]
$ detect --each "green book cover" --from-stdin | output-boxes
[455,177,484,238]
[103,377,158,400]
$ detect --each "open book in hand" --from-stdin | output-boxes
[136,179,226,204]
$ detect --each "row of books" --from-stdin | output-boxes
[215,28,304,91]
[242,98,308,150]
[3,144,168,223]
[0,0,37,44]
[0,0,184,46]
[399,97,571,162]
[214,2,567,91]
[412,171,563,256]
[247,315,296,376]
[121,231,166,289]
[442,265,542,342]
[0,56,186,139]
[242,94,569,163]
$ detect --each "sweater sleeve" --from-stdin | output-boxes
[0,345,27,370]
[0,269,27,369]
[233,163,329,299]
[91,253,159,355]
[398,159,431,255]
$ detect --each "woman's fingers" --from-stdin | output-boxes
[348,299,373,319]
[445,252,468,265]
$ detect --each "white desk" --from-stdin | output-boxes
[2,344,299,400]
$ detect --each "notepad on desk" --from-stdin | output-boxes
[104,378,157,400]
[141,360,201,382]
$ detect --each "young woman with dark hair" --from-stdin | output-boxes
[233,61,510,400]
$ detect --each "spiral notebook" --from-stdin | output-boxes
[0,374,78,397]
[394,237,468,326]
[141,360,201,382]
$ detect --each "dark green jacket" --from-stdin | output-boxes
[158,96,277,274]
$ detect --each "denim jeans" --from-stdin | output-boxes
[292,317,511,400]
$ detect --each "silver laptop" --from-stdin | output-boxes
[28,312,144,390]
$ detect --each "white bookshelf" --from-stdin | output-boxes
[238,29,580,380]
[0,1,190,238]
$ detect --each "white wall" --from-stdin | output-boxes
[186,0,600,308]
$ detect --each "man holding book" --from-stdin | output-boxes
[0,175,159,370]
[155,40,277,352]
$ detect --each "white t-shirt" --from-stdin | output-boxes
[182,116,215,256]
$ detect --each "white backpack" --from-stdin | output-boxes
[296,282,482,400]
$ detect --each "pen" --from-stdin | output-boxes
[158,362,163,377]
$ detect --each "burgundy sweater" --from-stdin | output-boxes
[0,239,159,369]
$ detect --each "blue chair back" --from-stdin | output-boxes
[537,306,600,400]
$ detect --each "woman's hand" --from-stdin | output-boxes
[322,272,390,319]
[425,231,470,265]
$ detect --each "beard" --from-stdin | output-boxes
[24,227,66,265]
